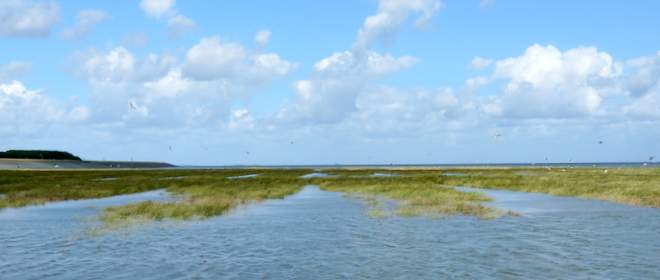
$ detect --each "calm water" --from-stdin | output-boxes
[1,186,659,279]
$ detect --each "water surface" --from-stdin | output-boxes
[1,186,659,279]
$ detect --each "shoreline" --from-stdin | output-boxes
[0,158,175,170]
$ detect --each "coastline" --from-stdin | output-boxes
[0,158,175,170]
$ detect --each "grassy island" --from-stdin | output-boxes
[1,167,658,226]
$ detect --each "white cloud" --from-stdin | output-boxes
[482,44,621,118]
[277,51,417,123]
[0,80,87,135]
[314,51,417,76]
[625,88,660,119]
[0,0,59,37]
[75,47,176,84]
[140,0,175,18]
[624,51,660,119]
[73,38,294,128]
[139,0,196,40]
[227,109,255,130]
[183,36,295,83]
[254,30,272,48]
[354,0,442,52]
[60,9,108,40]
[183,37,246,80]
[277,0,437,125]
[470,56,493,70]
[167,14,196,39]
[464,76,490,92]
[625,51,660,97]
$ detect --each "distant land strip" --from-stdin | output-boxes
[0,159,175,170]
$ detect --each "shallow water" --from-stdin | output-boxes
[226,174,259,179]
[91,177,119,181]
[300,172,330,178]
[371,172,397,177]
[1,187,659,279]
[442,172,468,177]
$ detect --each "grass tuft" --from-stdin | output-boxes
[2,167,659,228]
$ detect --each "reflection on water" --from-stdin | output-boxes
[91,177,119,182]
[1,186,660,279]
[227,174,259,179]
[442,172,468,177]
[371,172,397,177]
[300,172,330,178]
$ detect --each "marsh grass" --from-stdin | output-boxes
[442,167,660,207]
[101,179,304,225]
[316,173,498,219]
[2,167,659,227]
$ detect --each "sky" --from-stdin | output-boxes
[1,0,659,165]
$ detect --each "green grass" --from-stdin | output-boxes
[441,167,660,207]
[315,173,498,218]
[100,172,306,226]
[1,167,659,227]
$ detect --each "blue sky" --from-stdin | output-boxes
[1,0,659,165]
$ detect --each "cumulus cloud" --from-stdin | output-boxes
[349,86,462,136]
[167,14,196,39]
[140,0,175,18]
[139,0,196,39]
[277,51,417,123]
[624,51,660,119]
[0,0,59,37]
[0,80,88,135]
[73,37,294,128]
[625,51,660,97]
[183,36,294,83]
[470,56,493,70]
[254,30,272,48]
[74,47,175,84]
[277,0,437,125]
[353,0,442,52]
[482,44,621,119]
[227,109,255,130]
[60,9,108,40]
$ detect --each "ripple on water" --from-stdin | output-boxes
[1,186,660,279]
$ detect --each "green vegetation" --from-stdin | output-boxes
[314,172,497,218]
[0,150,81,160]
[101,171,306,226]
[1,167,659,227]
[442,167,660,207]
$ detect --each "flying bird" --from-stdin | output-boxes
[598,140,604,144]
[128,101,138,111]
[650,156,655,161]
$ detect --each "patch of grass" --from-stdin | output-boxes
[317,174,498,219]
[101,177,304,225]
[442,167,660,207]
[3,167,659,227]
